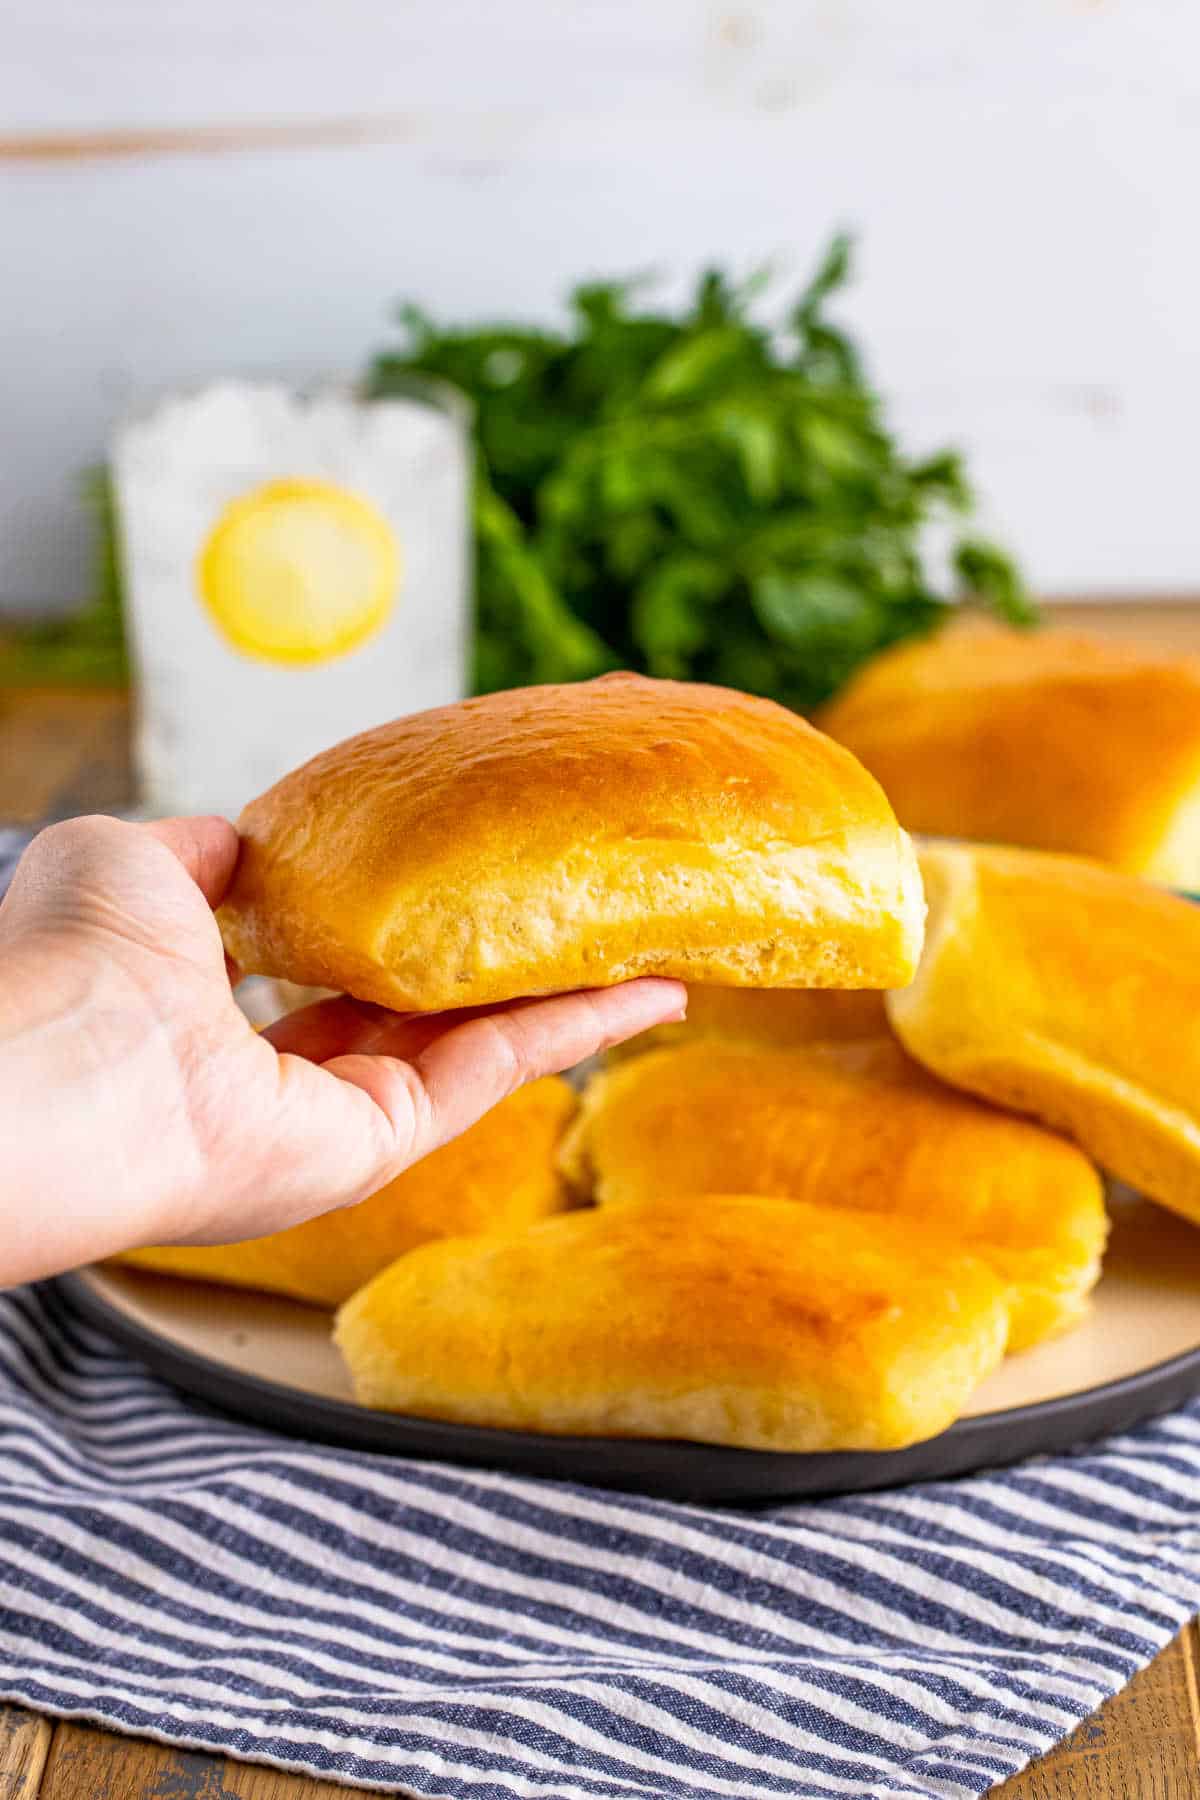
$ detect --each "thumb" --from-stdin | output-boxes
[194,979,686,1240]
[144,816,241,909]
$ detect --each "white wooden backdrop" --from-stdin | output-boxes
[3,0,1199,613]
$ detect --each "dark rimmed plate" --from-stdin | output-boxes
[53,1187,1200,1504]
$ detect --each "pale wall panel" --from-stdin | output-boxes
[5,0,1191,136]
[2,0,1199,610]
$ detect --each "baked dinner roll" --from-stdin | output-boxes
[605,983,888,1062]
[334,1196,1011,1451]
[561,1039,1107,1349]
[888,841,1200,1230]
[217,672,925,1012]
[817,622,1200,884]
[117,1076,576,1307]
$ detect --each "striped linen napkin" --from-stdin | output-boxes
[1,1282,1200,1800]
[3,824,1200,1797]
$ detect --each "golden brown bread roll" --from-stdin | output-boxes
[334,1195,1011,1450]
[117,1076,576,1307]
[817,622,1200,884]
[888,841,1200,1229]
[217,672,925,1013]
[561,1039,1107,1350]
[605,983,888,1061]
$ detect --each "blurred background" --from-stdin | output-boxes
[3,0,1199,820]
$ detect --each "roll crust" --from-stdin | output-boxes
[888,841,1200,1230]
[562,1038,1107,1350]
[218,672,925,1012]
[817,623,1200,884]
[117,1076,576,1307]
[334,1195,1011,1451]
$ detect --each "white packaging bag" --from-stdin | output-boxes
[112,379,470,818]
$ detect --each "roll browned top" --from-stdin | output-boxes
[818,622,1200,884]
[218,672,925,1012]
[888,840,1200,1230]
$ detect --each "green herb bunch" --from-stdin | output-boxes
[5,235,1029,703]
[368,235,1033,710]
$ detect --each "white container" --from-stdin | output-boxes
[112,379,470,818]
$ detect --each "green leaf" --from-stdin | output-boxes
[706,623,788,699]
[714,404,781,504]
[953,538,1036,624]
[910,450,972,509]
[84,232,1034,712]
[604,513,667,581]
[475,476,614,684]
[572,277,650,331]
[795,411,879,481]
[793,232,853,328]
[631,554,727,677]
[641,328,753,404]
[751,570,876,654]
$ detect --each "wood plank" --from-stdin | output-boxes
[0,119,418,163]
[1042,599,1200,653]
[18,1640,1200,1800]
[0,686,133,823]
[0,1706,52,1798]
[38,1720,241,1798]
[217,1758,382,1797]
[12,1630,1200,1799]
[35,1718,386,1798]
[1184,1615,1200,1750]
[996,1623,1200,1797]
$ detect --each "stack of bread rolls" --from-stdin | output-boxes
[119,652,1200,1455]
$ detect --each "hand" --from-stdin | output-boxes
[0,814,685,1286]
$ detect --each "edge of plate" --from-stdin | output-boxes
[47,1267,1200,1505]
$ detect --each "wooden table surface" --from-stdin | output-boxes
[2,601,1200,1797]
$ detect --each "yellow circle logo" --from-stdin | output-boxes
[197,478,401,665]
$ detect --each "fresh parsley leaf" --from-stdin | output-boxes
[54,236,1028,709]
[954,537,1039,625]
[369,234,1031,708]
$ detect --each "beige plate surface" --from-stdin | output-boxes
[76,1187,1200,1421]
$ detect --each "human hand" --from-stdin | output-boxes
[0,814,685,1287]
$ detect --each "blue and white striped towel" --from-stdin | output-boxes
[3,824,1200,1798]
[2,1283,1200,1799]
